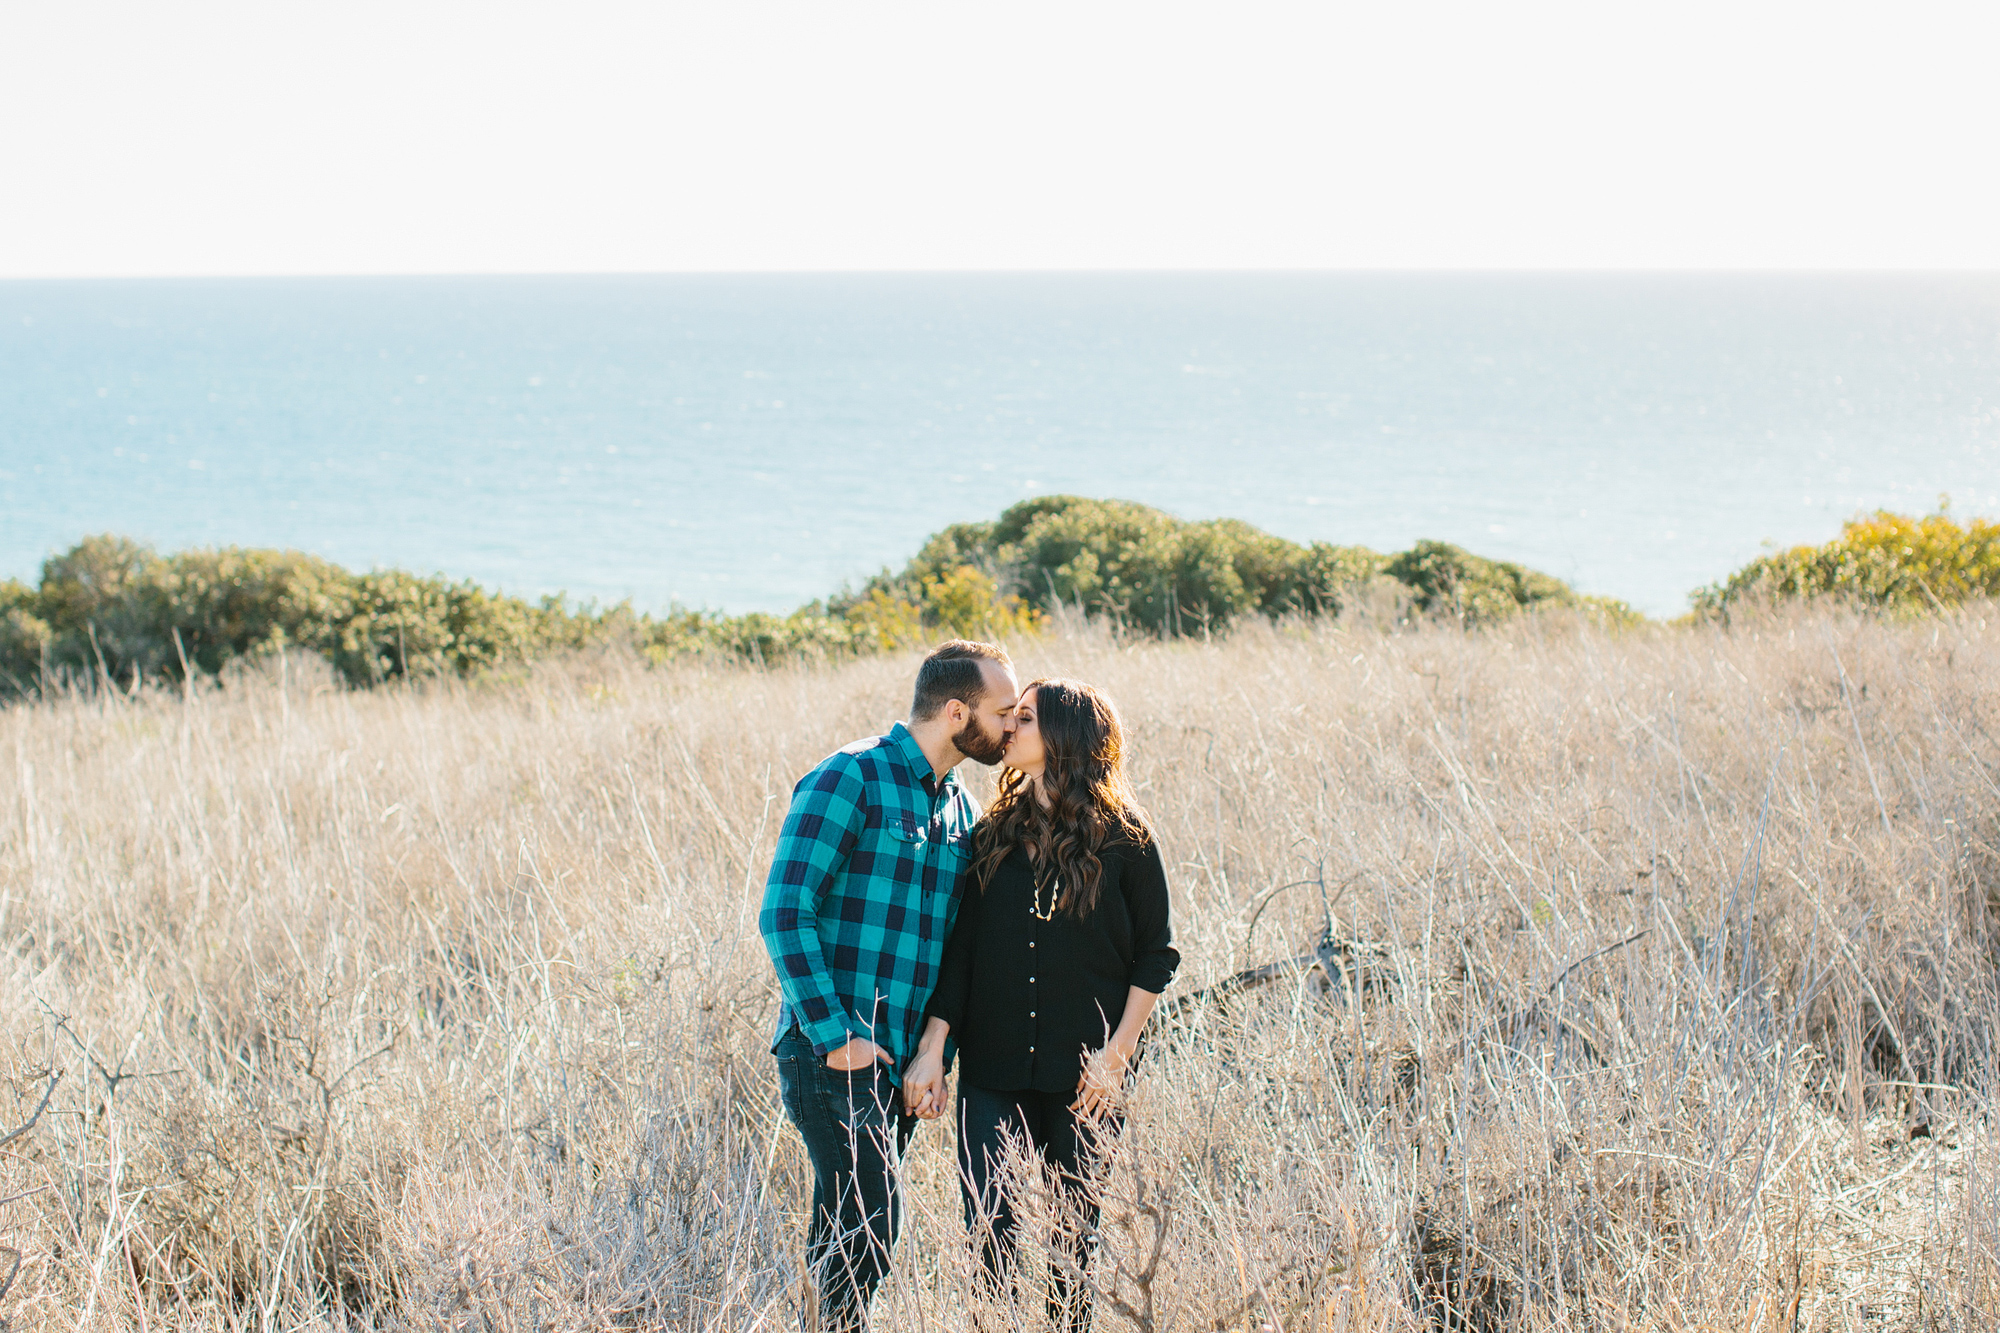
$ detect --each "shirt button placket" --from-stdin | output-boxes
[1027,915,1037,1056]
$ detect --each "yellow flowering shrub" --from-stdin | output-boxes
[1695,506,2000,615]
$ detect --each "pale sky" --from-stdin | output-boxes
[2,1,1997,277]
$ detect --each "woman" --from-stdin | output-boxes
[903,678,1178,1329]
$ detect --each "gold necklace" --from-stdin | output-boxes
[1030,873,1060,921]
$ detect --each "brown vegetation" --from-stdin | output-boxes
[1,605,1996,1330]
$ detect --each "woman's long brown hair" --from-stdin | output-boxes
[968,677,1153,918]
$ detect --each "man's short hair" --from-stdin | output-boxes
[911,640,1013,721]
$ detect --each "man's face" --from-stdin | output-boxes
[950,661,1019,765]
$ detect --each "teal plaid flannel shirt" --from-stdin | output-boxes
[758,723,979,1084]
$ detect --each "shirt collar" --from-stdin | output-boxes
[887,721,953,796]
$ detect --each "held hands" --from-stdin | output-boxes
[902,1016,953,1120]
[1072,1036,1136,1122]
[901,1048,948,1119]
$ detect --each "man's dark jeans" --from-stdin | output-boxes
[775,1026,917,1331]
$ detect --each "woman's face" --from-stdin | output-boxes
[1003,686,1044,778]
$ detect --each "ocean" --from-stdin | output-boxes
[2,272,1996,619]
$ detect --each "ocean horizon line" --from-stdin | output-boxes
[8,265,2000,284]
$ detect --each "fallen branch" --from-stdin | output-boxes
[1546,929,1650,996]
[1158,929,1392,1024]
[0,1071,61,1152]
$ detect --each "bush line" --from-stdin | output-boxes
[7,495,1993,696]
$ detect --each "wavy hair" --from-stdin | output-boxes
[969,677,1153,918]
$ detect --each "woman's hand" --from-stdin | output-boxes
[1073,987,1160,1123]
[1072,1036,1135,1122]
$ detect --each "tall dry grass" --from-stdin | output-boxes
[1,607,1997,1331]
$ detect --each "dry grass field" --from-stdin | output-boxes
[1,606,1997,1331]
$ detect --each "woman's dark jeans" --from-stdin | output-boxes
[775,1027,917,1332]
[957,1084,1114,1332]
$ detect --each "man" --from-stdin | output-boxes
[759,639,1019,1330]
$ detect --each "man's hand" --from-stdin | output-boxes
[824,1037,891,1072]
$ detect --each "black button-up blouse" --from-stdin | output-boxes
[925,831,1179,1094]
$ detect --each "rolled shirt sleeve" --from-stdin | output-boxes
[758,754,869,1055]
[1123,838,1180,995]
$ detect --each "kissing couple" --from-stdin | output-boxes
[758,639,1178,1331]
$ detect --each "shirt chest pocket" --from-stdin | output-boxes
[932,827,970,882]
[863,810,929,873]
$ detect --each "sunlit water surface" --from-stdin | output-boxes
[3,273,1996,618]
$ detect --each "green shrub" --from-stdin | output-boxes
[1000,497,1263,631]
[854,496,1597,636]
[1695,507,2000,616]
[0,579,52,690]
[35,534,171,683]
[1296,542,1388,616]
[146,546,357,675]
[895,496,1387,634]
[5,536,608,696]
[1383,540,1597,627]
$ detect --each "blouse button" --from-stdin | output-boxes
[1029,941,1035,948]
[1028,1046,1035,1053]
[1029,976,1035,983]
[1029,1011,1036,1018]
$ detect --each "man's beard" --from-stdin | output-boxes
[952,713,1008,766]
